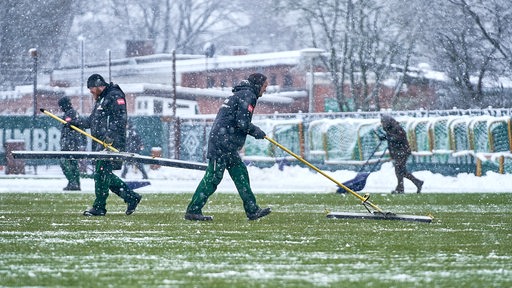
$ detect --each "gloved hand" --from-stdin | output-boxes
[253,127,266,139]
[103,136,114,146]
[374,130,386,141]
[63,121,72,129]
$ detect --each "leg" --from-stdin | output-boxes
[108,170,142,215]
[136,162,148,179]
[403,161,423,193]
[121,162,129,178]
[226,158,259,215]
[186,159,225,215]
[68,159,81,189]
[109,173,141,202]
[59,158,71,186]
[393,157,407,193]
[91,160,111,212]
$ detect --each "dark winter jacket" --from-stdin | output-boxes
[380,115,411,161]
[76,83,128,152]
[60,107,83,151]
[126,129,144,153]
[207,80,263,161]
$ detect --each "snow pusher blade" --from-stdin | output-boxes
[326,211,433,223]
[265,136,432,223]
[12,151,207,171]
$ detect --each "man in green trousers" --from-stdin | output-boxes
[185,73,271,221]
[74,74,142,216]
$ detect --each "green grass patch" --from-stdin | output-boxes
[1,192,511,287]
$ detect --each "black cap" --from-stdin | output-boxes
[248,73,267,87]
[58,96,72,109]
[87,74,107,88]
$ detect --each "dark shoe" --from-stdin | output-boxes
[416,180,424,193]
[391,190,404,194]
[184,213,213,221]
[247,207,271,220]
[83,207,106,216]
[63,184,81,191]
[126,194,142,215]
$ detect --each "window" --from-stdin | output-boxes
[153,100,163,114]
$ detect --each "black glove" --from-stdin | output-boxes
[253,127,266,139]
[374,130,386,141]
[103,136,114,146]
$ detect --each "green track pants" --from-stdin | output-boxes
[60,159,80,187]
[92,160,140,211]
[186,157,259,216]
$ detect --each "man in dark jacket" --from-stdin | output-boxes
[75,74,142,216]
[58,96,82,191]
[380,115,423,194]
[185,73,271,221]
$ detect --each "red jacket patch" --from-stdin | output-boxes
[248,105,254,113]
[116,98,126,105]
[65,116,71,122]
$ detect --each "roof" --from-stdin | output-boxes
[50,50,306,87]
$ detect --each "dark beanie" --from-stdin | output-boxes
[87,74,107,88]
[58,96,71,109]
[248,73,267,87]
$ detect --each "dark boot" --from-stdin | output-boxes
[64,182,81,191]
[247,207,271,220]
[126,193,142,215]
[184,213,213,221]
[414,179,424,193]
[83,207,106,216]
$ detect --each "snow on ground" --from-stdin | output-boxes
[0,162,511,194]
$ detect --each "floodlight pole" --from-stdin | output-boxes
[29,48,38,175]
[78,36,85,114]
[29,48,38,126]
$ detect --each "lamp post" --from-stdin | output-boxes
[300,48,324,113]
[29,48,38,123]
[203,42,215,88]
[29,48,38,174]
[78,36,85,114]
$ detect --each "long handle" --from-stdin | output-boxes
[265,136,384,213]
[40,108,119,153]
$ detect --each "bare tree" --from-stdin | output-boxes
[451,0,512,71]
[0,0,75,88]
[422,0,507,108]
[284,0,422,111]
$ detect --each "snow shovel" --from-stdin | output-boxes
[126,180,151,190]
[336,142,388,194]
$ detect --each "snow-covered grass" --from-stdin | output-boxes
[1,191,511,287]
[2,161,512,194]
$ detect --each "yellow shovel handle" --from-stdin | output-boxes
[265,136,383,213]
[40,108,119,153]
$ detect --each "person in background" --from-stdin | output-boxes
[58,96,82,191]
[379,115,424,194]
[184,73,271,221]
[121,121,148,179]
[73,73,142,216]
